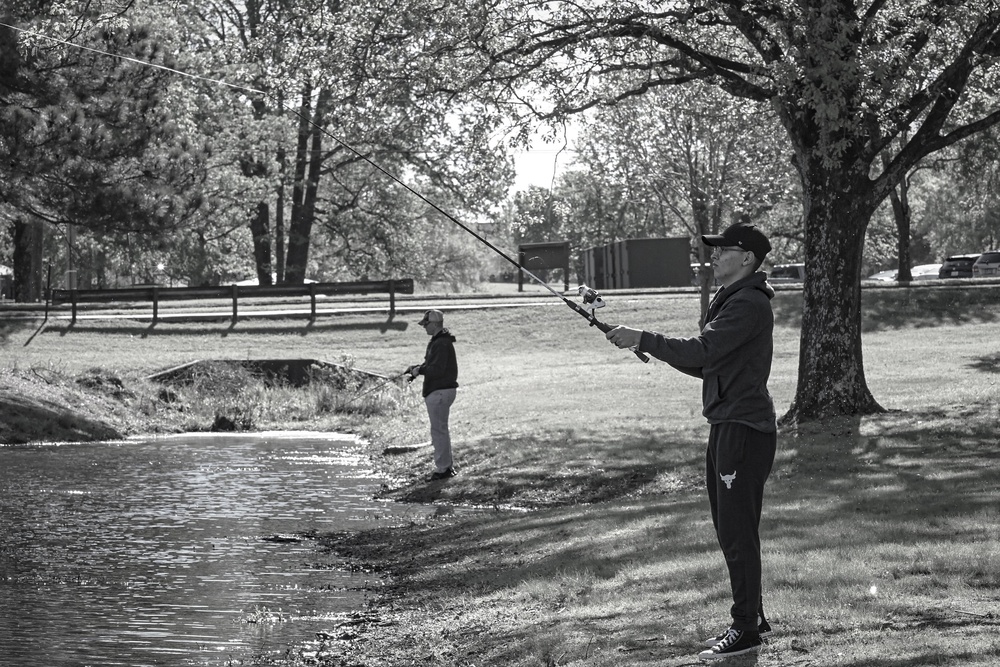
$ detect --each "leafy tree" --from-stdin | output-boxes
[943,126,1000,251]
[865,129,1000,279]
[184,0,515,286]
[471,1,1000,421]
[0,4,210,297]
[508,185,570,245]
[572,83,797,321]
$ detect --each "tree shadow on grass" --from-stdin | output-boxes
[860,285,1000,332]
[836,649,998,667]
[381,427,706,510]
[773,405,1000,527]
[331,493,726,664]
[967,352,1000,373]
[769,285,1000,333]
[326,403,1000,665]
[334,426,757,662]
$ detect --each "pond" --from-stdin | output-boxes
[0,432,432,666]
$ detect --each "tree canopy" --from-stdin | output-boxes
[467,1,1000,421]
[4,2,1000,423]
[1,0,518,290]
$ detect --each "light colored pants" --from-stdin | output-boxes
[424,388,456,473]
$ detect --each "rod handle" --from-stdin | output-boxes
[591,319,650,363]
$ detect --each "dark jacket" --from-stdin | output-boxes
[419,328,459,398]
[637,271,776,432]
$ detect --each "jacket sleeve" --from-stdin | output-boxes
[639,331,704,378]
[637,294,764,372]
[420,338,451,379]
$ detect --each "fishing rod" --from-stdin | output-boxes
[339,370,410,408]
[1,20,647,362]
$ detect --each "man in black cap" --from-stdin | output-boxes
[607,222,777,662]
[407,309,459,480]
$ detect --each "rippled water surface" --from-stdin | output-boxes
[0,432,430,666]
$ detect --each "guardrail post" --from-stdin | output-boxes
[517,252,525,292]
[309,283,317,321]
[388,279,396,318]
[70,289,78,325]
[231,284,239,324]
[152,285,159,324]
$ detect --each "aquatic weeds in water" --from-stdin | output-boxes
[241,605,287,625]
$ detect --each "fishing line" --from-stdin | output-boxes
[1,19,647,362]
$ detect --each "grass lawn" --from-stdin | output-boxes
[1,284,999,665]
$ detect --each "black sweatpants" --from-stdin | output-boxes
[706,422,777,632]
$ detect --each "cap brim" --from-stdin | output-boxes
[702,234,736,247]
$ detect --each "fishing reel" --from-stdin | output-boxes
[574,284,649,363]
[576,284,606,316]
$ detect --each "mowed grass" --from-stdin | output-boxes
[2,284,999,665]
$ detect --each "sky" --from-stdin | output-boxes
[509,122,581,191]
[512,146,571,190]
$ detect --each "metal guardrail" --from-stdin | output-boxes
[48,279,414,324]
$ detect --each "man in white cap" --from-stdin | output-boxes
[407,309,459,480]
[606,222,777,662]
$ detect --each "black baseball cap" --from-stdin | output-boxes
[702,223,772,258]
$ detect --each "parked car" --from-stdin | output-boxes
[768,263,806,284]
[865,264,941,282]
[866,269,898,282]
[972,250,1000,277]
[912,264,942,280]
[938,254,980,278]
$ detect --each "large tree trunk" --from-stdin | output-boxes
[249,202,273,286]
[689,181,713,328]
[12,218,43,302]
[286,87,313,284]
[286,87,329,284]
[889,181,912,282]
[276,146,286,283]
[785,174,884,422]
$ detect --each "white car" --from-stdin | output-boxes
[866,264,941,282]
[866,269,898,282]
[911,264,942,280]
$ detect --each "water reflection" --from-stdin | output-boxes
[0,432,431,666]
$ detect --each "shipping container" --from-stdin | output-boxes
[582,238,690,289]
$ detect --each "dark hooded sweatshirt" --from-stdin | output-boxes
[637,271,776,433]
[419,328,459,398]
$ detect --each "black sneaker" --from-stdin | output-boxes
[698,629,762,661]
[429,468,455,480]
[703,616,772,646]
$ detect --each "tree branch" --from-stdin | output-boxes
[872,9,1000,160]
[714,1,786,66]
[875,110,1000,204]
[485,7,775,115]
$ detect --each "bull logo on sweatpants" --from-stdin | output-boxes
[720,471,737,489]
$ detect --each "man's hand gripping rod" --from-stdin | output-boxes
[569,285,649,363]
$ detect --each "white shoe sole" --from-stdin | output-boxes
[698,644,762,661]
[702,630,771,647]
